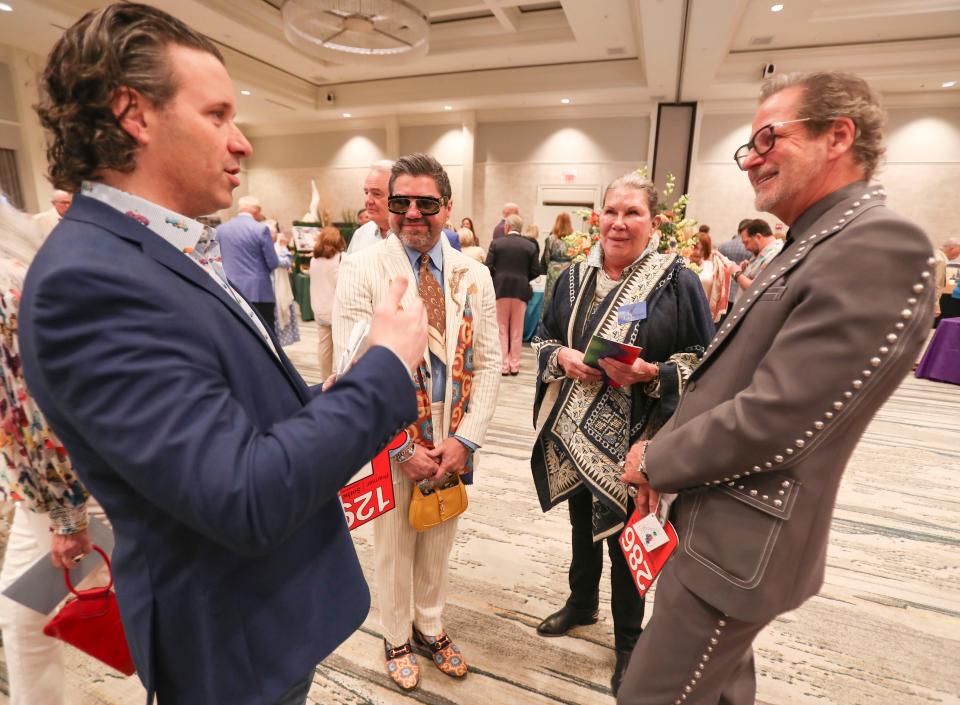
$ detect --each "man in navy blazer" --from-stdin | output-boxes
[217,194,282,330]
[19,5,427,705]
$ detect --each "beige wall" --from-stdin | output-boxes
[690,106,960,246]
[244,115,651,243]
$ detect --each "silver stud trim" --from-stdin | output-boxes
[774,499,783,507]
[795,439,805,448]
[843,391,853,399]
[774,454,784,463]
[765,461,773,468]
[921,271,930,279]
[786,448,794,455]
[907,297,918,306]
[750,489,758,496]
[912,284,924,294]
[814,421,824,430]
[852,380,863,389]
[825,411,834,419]
[844,209,854,216]
[895,322,905,330]
[886,334,898,343]
[832,401,844,410]
[879,346,890,355]
[870,357,881,367]
[805,430,814,437]
[781,480,790,488]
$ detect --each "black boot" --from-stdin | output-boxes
[536,605,599,637]
[611,649,632,696]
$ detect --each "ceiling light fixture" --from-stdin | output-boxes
[0,3,13,11]
[943,81,957,88]
[240,90,251,96]
[771,4,784,11]
[342,112,352,118]
[282,0,429,64]
[443,105,453,111]
[560,98,571,104]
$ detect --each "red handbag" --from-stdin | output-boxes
[42,544,136,676]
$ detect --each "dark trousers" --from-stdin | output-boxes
[617,561,768,705]
[252,300,277,332]
[270,671,313,705]
[565,488,645,652]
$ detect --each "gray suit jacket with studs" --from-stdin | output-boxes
[645,181,935,622]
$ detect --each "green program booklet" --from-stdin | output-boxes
[582,335,643,388]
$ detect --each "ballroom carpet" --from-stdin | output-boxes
[2,321,957,705]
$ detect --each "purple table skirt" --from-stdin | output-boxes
[916,317,960,385]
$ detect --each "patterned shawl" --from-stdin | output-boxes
[531,243,715,541]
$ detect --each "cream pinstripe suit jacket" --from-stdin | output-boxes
[332,233,501,448]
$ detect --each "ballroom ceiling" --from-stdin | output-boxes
[1,0,957,131]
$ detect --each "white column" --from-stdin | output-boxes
[9,49,48,213]
[459,111,476,224]
[385,115,400,160]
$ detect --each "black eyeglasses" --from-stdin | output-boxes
[387,195,446,216]
[733,118,811,169]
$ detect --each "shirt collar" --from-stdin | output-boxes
[789,180,870,240]
[81,180,213,254]
[759,239,783,258]
[402,236,445,274]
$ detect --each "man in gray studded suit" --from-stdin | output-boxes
[617,72,935,705]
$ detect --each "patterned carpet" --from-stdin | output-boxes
[3,321,957,705]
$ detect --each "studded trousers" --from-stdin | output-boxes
[616,560,769,705]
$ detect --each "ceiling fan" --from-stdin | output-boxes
[281,0,430,64]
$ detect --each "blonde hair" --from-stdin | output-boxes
[457,227,477,247]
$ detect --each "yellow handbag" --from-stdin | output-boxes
[408,473,468,532]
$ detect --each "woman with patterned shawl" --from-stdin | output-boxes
[530,173,714,695]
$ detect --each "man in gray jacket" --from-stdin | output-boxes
[618,72,935,705]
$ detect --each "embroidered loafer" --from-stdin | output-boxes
[383,639,420,691]
[412,628,468,678]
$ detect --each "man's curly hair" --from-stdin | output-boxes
[36,3,222,192]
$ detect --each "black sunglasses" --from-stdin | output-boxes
[733,118,811,169]
[387,195,446,216]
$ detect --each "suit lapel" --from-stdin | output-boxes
[695,187,888,375]
[68,197,308,401]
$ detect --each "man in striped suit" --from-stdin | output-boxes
[333,153,500,692]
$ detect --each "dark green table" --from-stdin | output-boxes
[290,271,314,322]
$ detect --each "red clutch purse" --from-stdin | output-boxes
[42,544,136,676]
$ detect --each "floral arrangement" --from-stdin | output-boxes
[560,208,601,263]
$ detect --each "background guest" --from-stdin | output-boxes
[541,212,575,311]
[347,160,393,254]
[531,172,714,695]
[310,225,346,378]
[357,208,370,225]
[460,216,475,234]
[523,223,541,250]
[271,226,299,346]
[458,227,485,263]
[0,197,93,705]
[689,231,732,322]
[726,218,783,291]
[485,213,540,375]
[718,218,756,320]
[492,202,519,240]
[32,189,72,239]
[216,194,281,330]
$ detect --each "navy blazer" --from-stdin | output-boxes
[19,195,417,705]
[216,213,280,302]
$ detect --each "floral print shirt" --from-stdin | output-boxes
[1,260,89,534]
